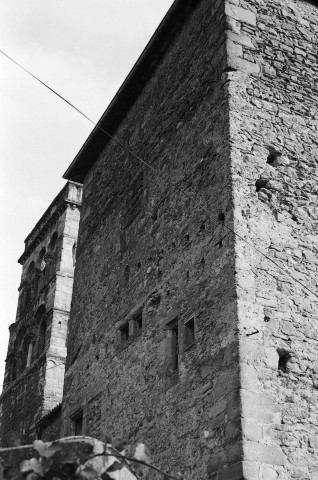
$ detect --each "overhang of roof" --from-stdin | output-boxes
[63,0,198,183]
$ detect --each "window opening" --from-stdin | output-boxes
[20,338,29,372]
[38,320,47,355]
[72,242,77,267]
[278,350,290,373]
[11,358,17,382]
[184,316,195,348]
[38,248,46,271]
[48,232,58,253]
[119,322,129,342]
[72,411,84,436]
[26,342,34,367]
[133,311,143,332]
[167,318,179,372]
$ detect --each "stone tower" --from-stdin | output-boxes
[0,181,82,446]
[60,0,318,478]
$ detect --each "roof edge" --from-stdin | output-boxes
[63,0,199,183]
[18,181,82,265]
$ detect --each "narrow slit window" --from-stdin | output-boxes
[134,311,143,332]
[71,410,84,436]
[184,316,195,348]
[74,416,83,436]
[278,351,290,373]
[167,318,179,372]
[119,322,129,342]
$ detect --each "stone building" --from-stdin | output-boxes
[60,0,318,478]
[2,0,318,478]
[0,181,82,446]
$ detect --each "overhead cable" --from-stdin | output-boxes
[0,48,317,301]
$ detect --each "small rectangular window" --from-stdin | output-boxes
[119,322,129,341]
[71,410,84,436]
[133,311,143,332]
[167,318,179,372]
[74,416,83,436]
[184,316,195,348]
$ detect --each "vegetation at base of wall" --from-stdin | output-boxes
[0,437,183,480]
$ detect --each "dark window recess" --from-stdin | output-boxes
[134,311,143,331]
[167,319,179,372]
[278,350,290,373]
[184,316,195,348]
[171,324,179,371]
[126,171,144,227]
[72,411,83,436]
[124,265,130,283]
[119,322,129,341]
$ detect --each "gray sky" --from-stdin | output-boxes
[0,0,174,388]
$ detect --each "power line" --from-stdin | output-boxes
[0,48,317,301]
[0,363,65,391]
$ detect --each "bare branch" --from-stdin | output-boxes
[88,450,182,480]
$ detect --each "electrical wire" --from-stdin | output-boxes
[0,48,317,303]
[0,363,65,391]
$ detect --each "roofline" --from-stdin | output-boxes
[18,181,82,265]
[35,402,62,428]
[63,0,199,183]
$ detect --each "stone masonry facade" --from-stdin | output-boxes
[1,0,318,479]
[229,0,318,478]
[0,182,82,446]
[60,0,318,478]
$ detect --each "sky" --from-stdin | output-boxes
[0,0,174,389]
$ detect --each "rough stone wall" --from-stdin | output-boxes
[59,0,318,478]
[38,405,62,442]
[226,0,318,478]
[62,1,243,479]
[40,414,61,443]
[0,183,82,447]
[0,362,46,447]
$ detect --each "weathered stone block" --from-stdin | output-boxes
[244,441,286,466]
[226,31,256,49]
[227,56,260,74]
[259,464,280,480]
[242,419,263,442]
[224,4,256,26]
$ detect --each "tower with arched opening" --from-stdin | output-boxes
[0,181,82,446]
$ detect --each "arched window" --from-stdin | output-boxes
[26,262,35,282]
[48,232,58,254]
[46,232,58,281]
[37,248,46,292]
[24,286,31,308]
[10,358,17,382]
[72,242,77,267]
[20,337,29,370]
[35,305,47,356]
[15,327,27,375]
[38,319,47,355]
[37,248,46,271]
[22,262,35,308]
